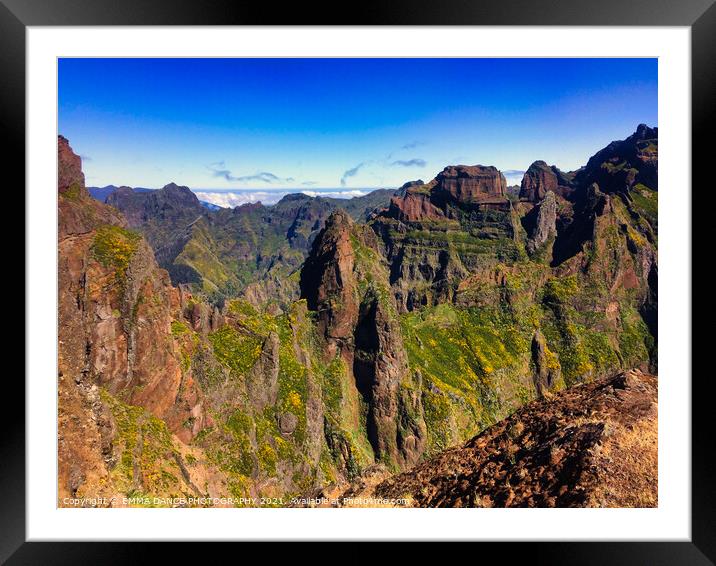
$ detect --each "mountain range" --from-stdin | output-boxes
[57,124,658,507]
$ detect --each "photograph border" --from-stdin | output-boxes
[6,0,712,562]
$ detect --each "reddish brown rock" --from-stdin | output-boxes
[387,188,444,222]
[299,209,359,360]
[58,137,206,446]
[58,135,85,195]
[519,161,574,203]
[301,210,427,470]
[58,136,125,238]
[434,165,508,205]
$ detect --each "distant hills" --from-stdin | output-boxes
[89,184,227,212]
[90,183,399,303]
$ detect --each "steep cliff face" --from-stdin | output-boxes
[58,136,213,503]
[575,123,658,194]
[434,165,508,205]
[519,160,575,203]
[300,210,360,360]
[524,189,558,259]
[373,166,520,313]
[300,210,426,471]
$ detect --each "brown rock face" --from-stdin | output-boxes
[434,165,508,205]
[245,331,281,411]
[58,137,206,446]
[372,370,657,507]
[519,161,575,203]
[58,135,85,195]
[520,161,557,202]
[299,209,359,360]
[57,136,126,238]
[387,188,444,222]
[300,210,427,470]
[353,292,426,468]
[525,190,558,257]
[531,329,562,397]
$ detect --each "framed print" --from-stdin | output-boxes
[5,0,713,562]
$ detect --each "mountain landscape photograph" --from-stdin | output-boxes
[57,57,658,509]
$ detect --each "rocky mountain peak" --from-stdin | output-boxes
[159,182,201,205]
[232,201,264,213]
[575,124,658,193]
[520,160,573,203]
[382,164,512,225]
[58,135,86,196]
[324,208,354,230]
[161,181,190,192]
[277,193,312,204]
[434,164,508,205]
[525,189,558,258]
[396,179,425,195]
[299,209,358,357]
[634,123,657,140]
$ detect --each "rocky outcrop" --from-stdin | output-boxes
[368,370,657,507]
[519,161,574,203]
[300,210,359,360]
[381,165,511,224]
[58,135,85,194]
[434,165,508,206]
[531,330,562,397]
[58,137,126,238]
[300,211,426,471]
[386,187,445,222]
[353,292,425,468]
[396,179,425,195]
[245,331,280,411]
[525,190,558,258]
[58,137,207,442]
[574,123,658,194]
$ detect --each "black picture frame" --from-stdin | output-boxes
[5,0,711,562]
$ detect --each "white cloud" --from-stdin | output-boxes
[302,189,370,199]
[194,188,374,208]
[194,190,276,208]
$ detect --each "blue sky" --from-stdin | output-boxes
[59,58,657,191]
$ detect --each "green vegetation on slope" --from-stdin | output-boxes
[400,302,534,455]
[99,389,194,505]
[91,225,141,277]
